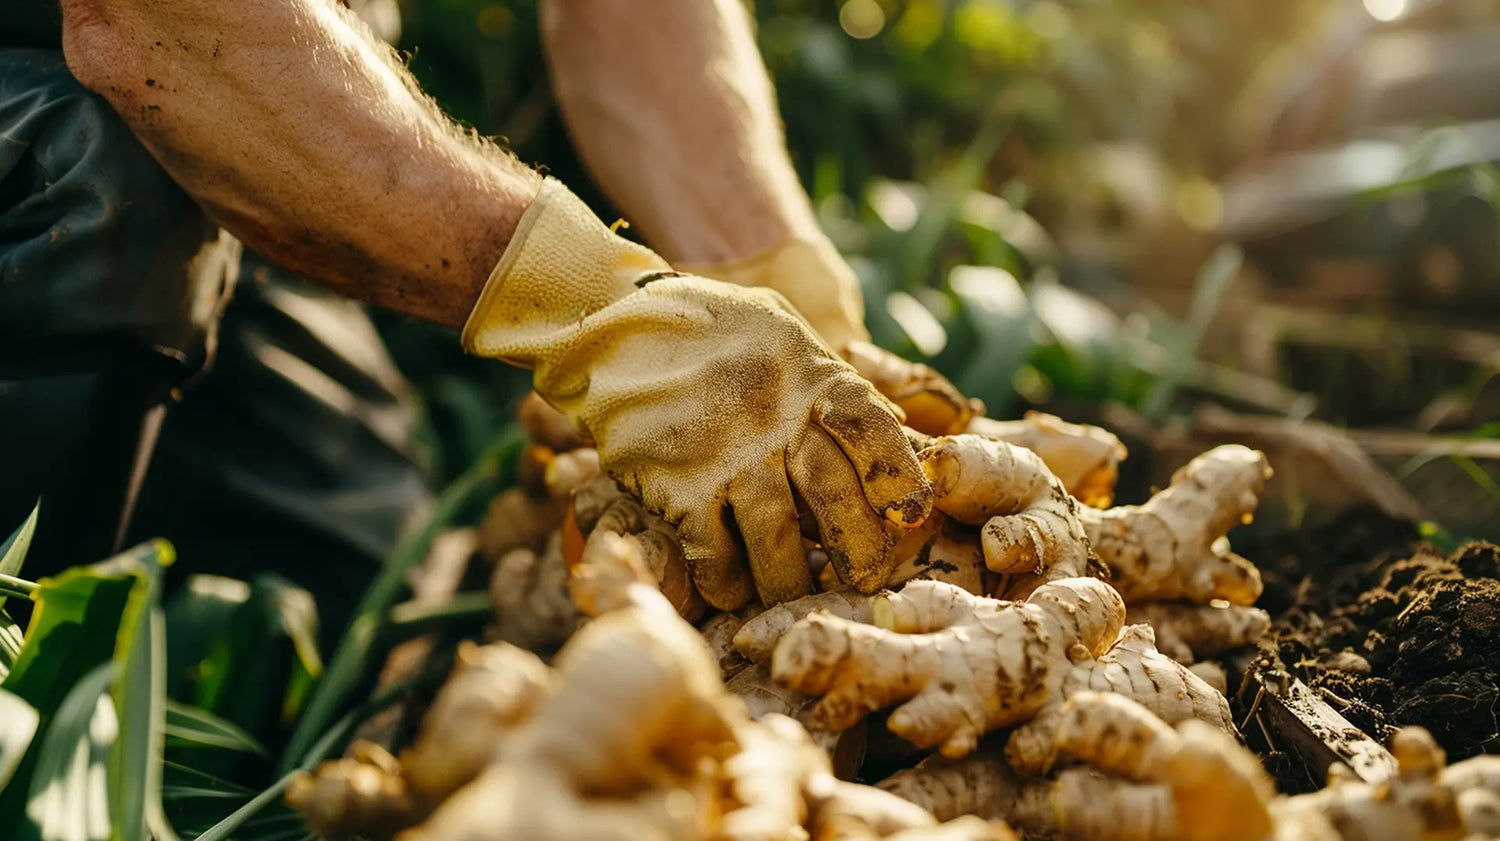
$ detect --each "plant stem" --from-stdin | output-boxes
[0,573,37,600]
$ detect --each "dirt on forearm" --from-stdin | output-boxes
[1246,509,1500,775]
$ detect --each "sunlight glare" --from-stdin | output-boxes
[1362,0,1407,22]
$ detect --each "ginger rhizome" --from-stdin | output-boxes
[968,413,1126,508]
[1080,445,1270,606]
[917,435,1096,583]
[344,387,1298,841]
[1122,601,1270,666]
[842,341,984,437]
[989,692,1500,841]
[292,528,1009,841]
[769,578,1231,762]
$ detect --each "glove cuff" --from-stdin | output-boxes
[462,178,673,359]
[679,237,871,353]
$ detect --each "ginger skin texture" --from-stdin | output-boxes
[1080,445,1271,605]
[967,413,1125,508]
[917,435,1095,581]
[989,692,1500,841]
[1123,602,1270,665]
[770,578,1231,762]
[296,530,1013,841]
[842,341,983,437]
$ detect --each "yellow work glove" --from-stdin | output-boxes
[679,236,870,354]
[684,239,982,437]
[464,180,932,608]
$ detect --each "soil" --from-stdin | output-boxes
[1242,508,1500,779]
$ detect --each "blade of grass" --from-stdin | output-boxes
[0,502,39,605]
[897,107,1013,292]
[109,540,176,841]
[382,591,493,643]
[1140,243,1243,420]
[194,657,452,841]
[277,427,523,773]
[187,771,300,841]
[163,702,269,758]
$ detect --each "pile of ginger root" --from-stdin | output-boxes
[289,529,1013,841]
[292,361,1490,841]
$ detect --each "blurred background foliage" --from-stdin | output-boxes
[384,0,1500,537]
[381,0,1334,476]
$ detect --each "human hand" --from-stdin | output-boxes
[682,240,982,437]
[465,182,932,609]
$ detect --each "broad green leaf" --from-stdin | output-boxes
[0,566,135,832]
[279,427,524,773]
[0,542,175,841]
[0,689,39,790]
[22,662,116,841]
[163,702,268,758]
[185,574,321,754]
[164,577,249,700]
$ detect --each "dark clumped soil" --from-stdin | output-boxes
[1244,509,1500,767]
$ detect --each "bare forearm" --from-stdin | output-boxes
[61,0,541,328]
[540,0,820,265]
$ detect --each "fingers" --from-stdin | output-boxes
[790,428,898,593]
[676,507,755,611]
[812,379,934,529]
[728,469,812,605]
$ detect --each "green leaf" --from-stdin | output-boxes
[895,108,1013,292]
[1139,243,1243,419]
[940,265,1037,413]
[0,565,136,832]
[164,577,249,700]
[0,502,39,596]
[383,591,493,643]
[163,702,268,758]
[183,574,321,752]
[0,609,24,679]
[278,427,524,773]
[22,662,116,841]
[159,760,258,836]
[1028,277,1131,400]
[0,542,177,841]
[188,773,300,841]
[108,540,177,841]
[0,689,39,790]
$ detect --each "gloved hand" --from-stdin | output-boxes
[683,239,983,436]
[464,180,932,608]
